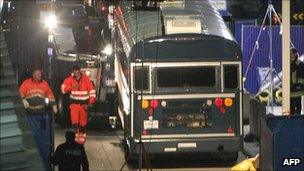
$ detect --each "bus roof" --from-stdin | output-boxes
[129,34,242,62]
[118,0,236,48]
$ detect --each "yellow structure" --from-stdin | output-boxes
[231,154,259,171]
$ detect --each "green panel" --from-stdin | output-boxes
[0,112,18,124]
[0,88,19,98]
[0,136,25,154]
[0,102,14,110]
[0,66,14,77]
[0,122,22,138]
[0,75,16,87]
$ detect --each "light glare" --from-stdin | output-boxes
[45,15,57,29]
[103,44,113,56]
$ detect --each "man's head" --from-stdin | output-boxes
[72,64,81,79]
[32,68,42,82]
[290,47,299,62]
[65,130,76,143]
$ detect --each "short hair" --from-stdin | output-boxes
[72,64,81,71]
[290,47,298,55]
[32,66,42,73]
[65,130,75,141]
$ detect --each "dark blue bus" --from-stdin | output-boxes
[113,0,243,162]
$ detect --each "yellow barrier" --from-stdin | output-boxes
[231,154,259,171]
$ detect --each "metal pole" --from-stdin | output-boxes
[269,4,274,114]
[282,0,290,115]
[50,111,55,171]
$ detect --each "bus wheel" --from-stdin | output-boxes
[108,90,122,130]
[123,140,136,163]
[123,129,136,163]
[57,92,70,128]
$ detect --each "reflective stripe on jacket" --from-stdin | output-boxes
[19,78,56,107]
[61,74,96,104]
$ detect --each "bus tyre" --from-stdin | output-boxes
[110,89,122,130]
[114,97,123,130]
[123,141,136,163]
[57,92,70,128]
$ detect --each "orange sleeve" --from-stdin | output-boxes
[19,80,28,99]
[61,77,72,94]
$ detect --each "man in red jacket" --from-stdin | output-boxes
[61,65,96,144]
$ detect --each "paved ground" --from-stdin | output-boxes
[54,126,247,171]
[243,125,260,157]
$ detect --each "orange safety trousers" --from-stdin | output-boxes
[69,104,88,127]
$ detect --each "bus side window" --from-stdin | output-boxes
[134,66,149,91]
[224,65,239,89]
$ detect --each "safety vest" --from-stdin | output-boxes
[19,78,56,107]
[61,74,96,104]
[290,60,304,98]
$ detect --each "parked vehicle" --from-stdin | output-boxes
[113,0,243,162]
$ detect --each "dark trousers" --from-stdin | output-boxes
[290,97,302,115]
[26,113,53,171]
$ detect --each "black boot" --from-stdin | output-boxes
[72,124,79,132]
[79,126,86,134]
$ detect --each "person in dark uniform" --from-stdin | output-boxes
[290,48,304,115]
[50,130,89,171]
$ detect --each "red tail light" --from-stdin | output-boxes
[219,106,226,113]
[142,129,148,135]
[214,98,223,107]
[150,99,159,109]
[147,107,154,116]
[227,127,234,133]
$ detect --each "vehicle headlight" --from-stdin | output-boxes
[45,15,57,29]
[102,44,112,56]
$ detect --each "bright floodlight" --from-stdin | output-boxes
[103,44,113,56]
[45,15,57,29]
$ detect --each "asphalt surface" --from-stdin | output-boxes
[54,126,247,171]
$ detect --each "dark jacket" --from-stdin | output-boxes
[50,141,89,171]
[290,59,304,97]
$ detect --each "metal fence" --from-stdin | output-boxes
[241,26,304,94]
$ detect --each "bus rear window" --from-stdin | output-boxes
[134,66,149,91]
[224,65,239,89]
[157,67,216,88]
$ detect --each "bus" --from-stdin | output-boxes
[113,0,243,161]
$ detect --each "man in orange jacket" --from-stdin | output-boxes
[61,65,96,144]
[19,68,57,171]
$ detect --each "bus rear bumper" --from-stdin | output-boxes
[130,136,243,155]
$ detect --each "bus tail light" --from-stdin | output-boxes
[214,98,223,107]
[142,129,148,135]
[227,127,234,133]
[141,99,149,109]
[150,99,159,109]
[224,98,233,107]
[147,107,154,116]
[219,106,226,113]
